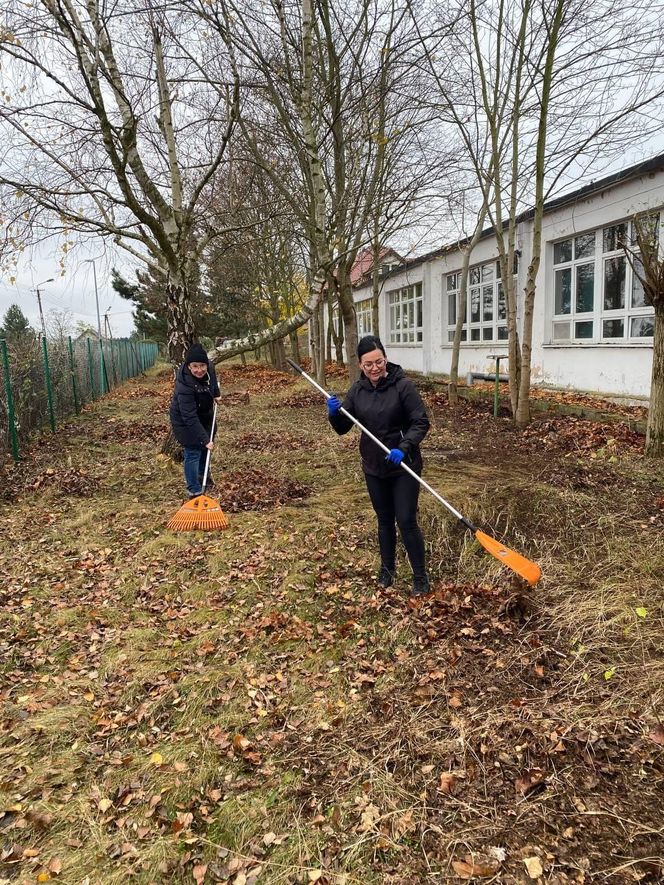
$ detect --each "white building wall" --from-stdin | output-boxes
[530,171,664,397]
[329,161,664,398]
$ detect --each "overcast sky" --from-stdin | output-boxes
[0,239,136,338]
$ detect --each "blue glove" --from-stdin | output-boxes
[327,395,342,416]
[385,448,405,465]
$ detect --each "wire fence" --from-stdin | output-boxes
[0,334,159,462]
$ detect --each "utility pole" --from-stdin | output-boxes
[87,259,103,338]
[32,277,54,338]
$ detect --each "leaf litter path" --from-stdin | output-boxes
[0,363,663,885]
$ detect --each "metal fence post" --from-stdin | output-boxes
[99,338,108,395]
[1,338,20,462]
[86,337,96,399]
[41,335,56,432]
[108,338,118,387]
[67,336,80,415]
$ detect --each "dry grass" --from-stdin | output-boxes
[1,361,663,884]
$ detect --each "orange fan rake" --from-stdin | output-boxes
[167,404,230,532]
[167,492,229,531]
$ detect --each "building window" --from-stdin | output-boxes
[355,298,373,337]
[445,260,509,343]
[388,283,423,344]
[551,217,658,343]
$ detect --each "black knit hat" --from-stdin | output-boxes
[185,342,208,364]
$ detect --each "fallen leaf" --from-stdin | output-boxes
[439,772,457,795]
[635,607,647,618]
[524,856,544,879]
[233,734,250,752]
[358,803,380,832]
[649,724,664,746]
[308,871,323,883]
[452,855,499,879]
[193,864,207,884]
[149,752,164,766]
[451,860,473,879]
[515,769,546,797]
[48,858,62,875]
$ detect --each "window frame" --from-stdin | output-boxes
[551,218,658,344]
[444,259,511,344]
[388,282,423,345]
[355,297,374,338]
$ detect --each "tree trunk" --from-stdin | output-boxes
[448,283,468,407]
[646,309,664,456]
[316,301,326,385]
[326,297,333,362]
[165,276,195,365]
[273,335,286,371]
[289,329,301,364]
[309,314,319,373]
[337,277,359,383]
[334,317,344,364]
[516,262,537,427]
[450,207,487,406]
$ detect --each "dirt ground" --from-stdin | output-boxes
[0,361,662,885]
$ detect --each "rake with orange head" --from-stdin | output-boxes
[286,358,541,586]
[167,404,230,532]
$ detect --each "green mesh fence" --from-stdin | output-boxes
[0,335,160,462]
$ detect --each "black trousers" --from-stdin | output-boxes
[364,469,426,578]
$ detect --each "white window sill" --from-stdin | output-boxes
[439,342,508,348]
[544,341,653,347]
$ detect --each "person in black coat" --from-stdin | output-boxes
[328,335,432,596]
[169,342,222,498]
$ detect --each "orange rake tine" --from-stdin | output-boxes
[167,493,230,531]
[474,530,541,586]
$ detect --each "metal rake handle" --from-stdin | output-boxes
[201,402,218,493]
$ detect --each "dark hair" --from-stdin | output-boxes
[357,335,386,360]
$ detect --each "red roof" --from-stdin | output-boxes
[350,247,401,286]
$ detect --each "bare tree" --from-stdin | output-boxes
[0,0,241,363]
[622,215,664,457]
[195,0,444,382]
[412,0,664,425]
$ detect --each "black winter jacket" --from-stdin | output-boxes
[329,362,430,477]
[169,361,220,447]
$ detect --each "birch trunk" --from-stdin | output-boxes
[165,275,195,365]
[646,309,664,456]
[449,206,488,406]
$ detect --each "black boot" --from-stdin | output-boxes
[376,565,395,588]
[411,574,431,597]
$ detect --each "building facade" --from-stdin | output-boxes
[345,154,664,399]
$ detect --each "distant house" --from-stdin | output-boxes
[332,153,664,399]
[328,246,403,338]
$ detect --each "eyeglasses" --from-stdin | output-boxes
[361,358,386,370]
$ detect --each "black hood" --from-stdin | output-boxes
[357,361,404,391]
